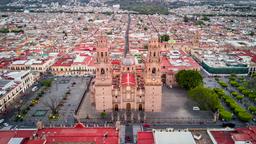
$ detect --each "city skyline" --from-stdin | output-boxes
[0,0,255,144]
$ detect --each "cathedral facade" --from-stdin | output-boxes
[93,37,162,112]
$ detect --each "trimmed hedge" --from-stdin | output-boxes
[213,88,225,98]
[218,81,228,88]
[248,106,256,114]
[231,91,239,97]
[238,112,253,122]
[236,95,244,100]
[230,80,240,87]
[221,94,251,122]
[219,110,233,121]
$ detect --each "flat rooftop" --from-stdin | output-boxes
[153,129,196,144]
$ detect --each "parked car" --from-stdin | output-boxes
[193,106,200,111]
[32,86,38,92]
[222,122,236,128]
[3,123,9,127]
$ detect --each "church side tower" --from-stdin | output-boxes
[144,39,162,112]
[94,36,113,112]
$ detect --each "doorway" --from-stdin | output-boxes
[126,103,131,111]
[139,104,143,111]
[114,104,119,111]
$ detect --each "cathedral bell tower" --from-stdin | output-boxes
[144,39,162,112]
[94,36,113,112]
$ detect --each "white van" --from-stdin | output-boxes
[193,106,200,111]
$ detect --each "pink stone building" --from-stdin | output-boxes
[93,37,162,112]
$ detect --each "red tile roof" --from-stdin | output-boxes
[0,130,35,144]
[121,73,136,86]
[232,133,251,141]
[210,131,234,144]
[137,132,154,144]
[52,58,73,67]
[210,127,256,144]
[0,124,119,144]
[35,127,119,144]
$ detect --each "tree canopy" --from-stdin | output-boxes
[188,86,220,111]
[160,34,170,42]
[175,70,203,90]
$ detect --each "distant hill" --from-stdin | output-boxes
[0,0,90,6]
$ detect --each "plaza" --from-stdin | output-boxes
[6,76,91,127]
[77,84,213,124]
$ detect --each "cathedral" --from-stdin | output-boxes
[92,36,162,112]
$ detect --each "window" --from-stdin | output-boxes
[152,68,156,74]
[101,68,105,74]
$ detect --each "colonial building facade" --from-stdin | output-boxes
[93,37,162,112]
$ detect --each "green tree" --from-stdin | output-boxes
[183,15,189,22]
[175,70,203,90]
[236,95,244,100]
[201,15,210,21]
[160,34,170,42]
[248,31,254,36]
[213,88,225,98]
[188,86,220,111]
[218,81,228,88]
[100,112,107,119]
[195,20,205,26]
[219,110,232,121]
[0,28,9,33]
[248,106,256,114]
[41,79,53,87]
[238,112,252,122]
[230,80,239,87]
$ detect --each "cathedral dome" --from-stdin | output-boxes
[122,54,135,66]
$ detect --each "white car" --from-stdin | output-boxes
[193,107,200,111]
[3,123,9,127]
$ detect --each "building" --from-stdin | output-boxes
[161,49,200,87]
[137,128,199,144]
[191,49,256,75]
[93,37,162,112]
[0,123,119,144]
[208,126,256,144]
[9,58,56,74]
[50,54,95,76]
[0,70,35,113]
